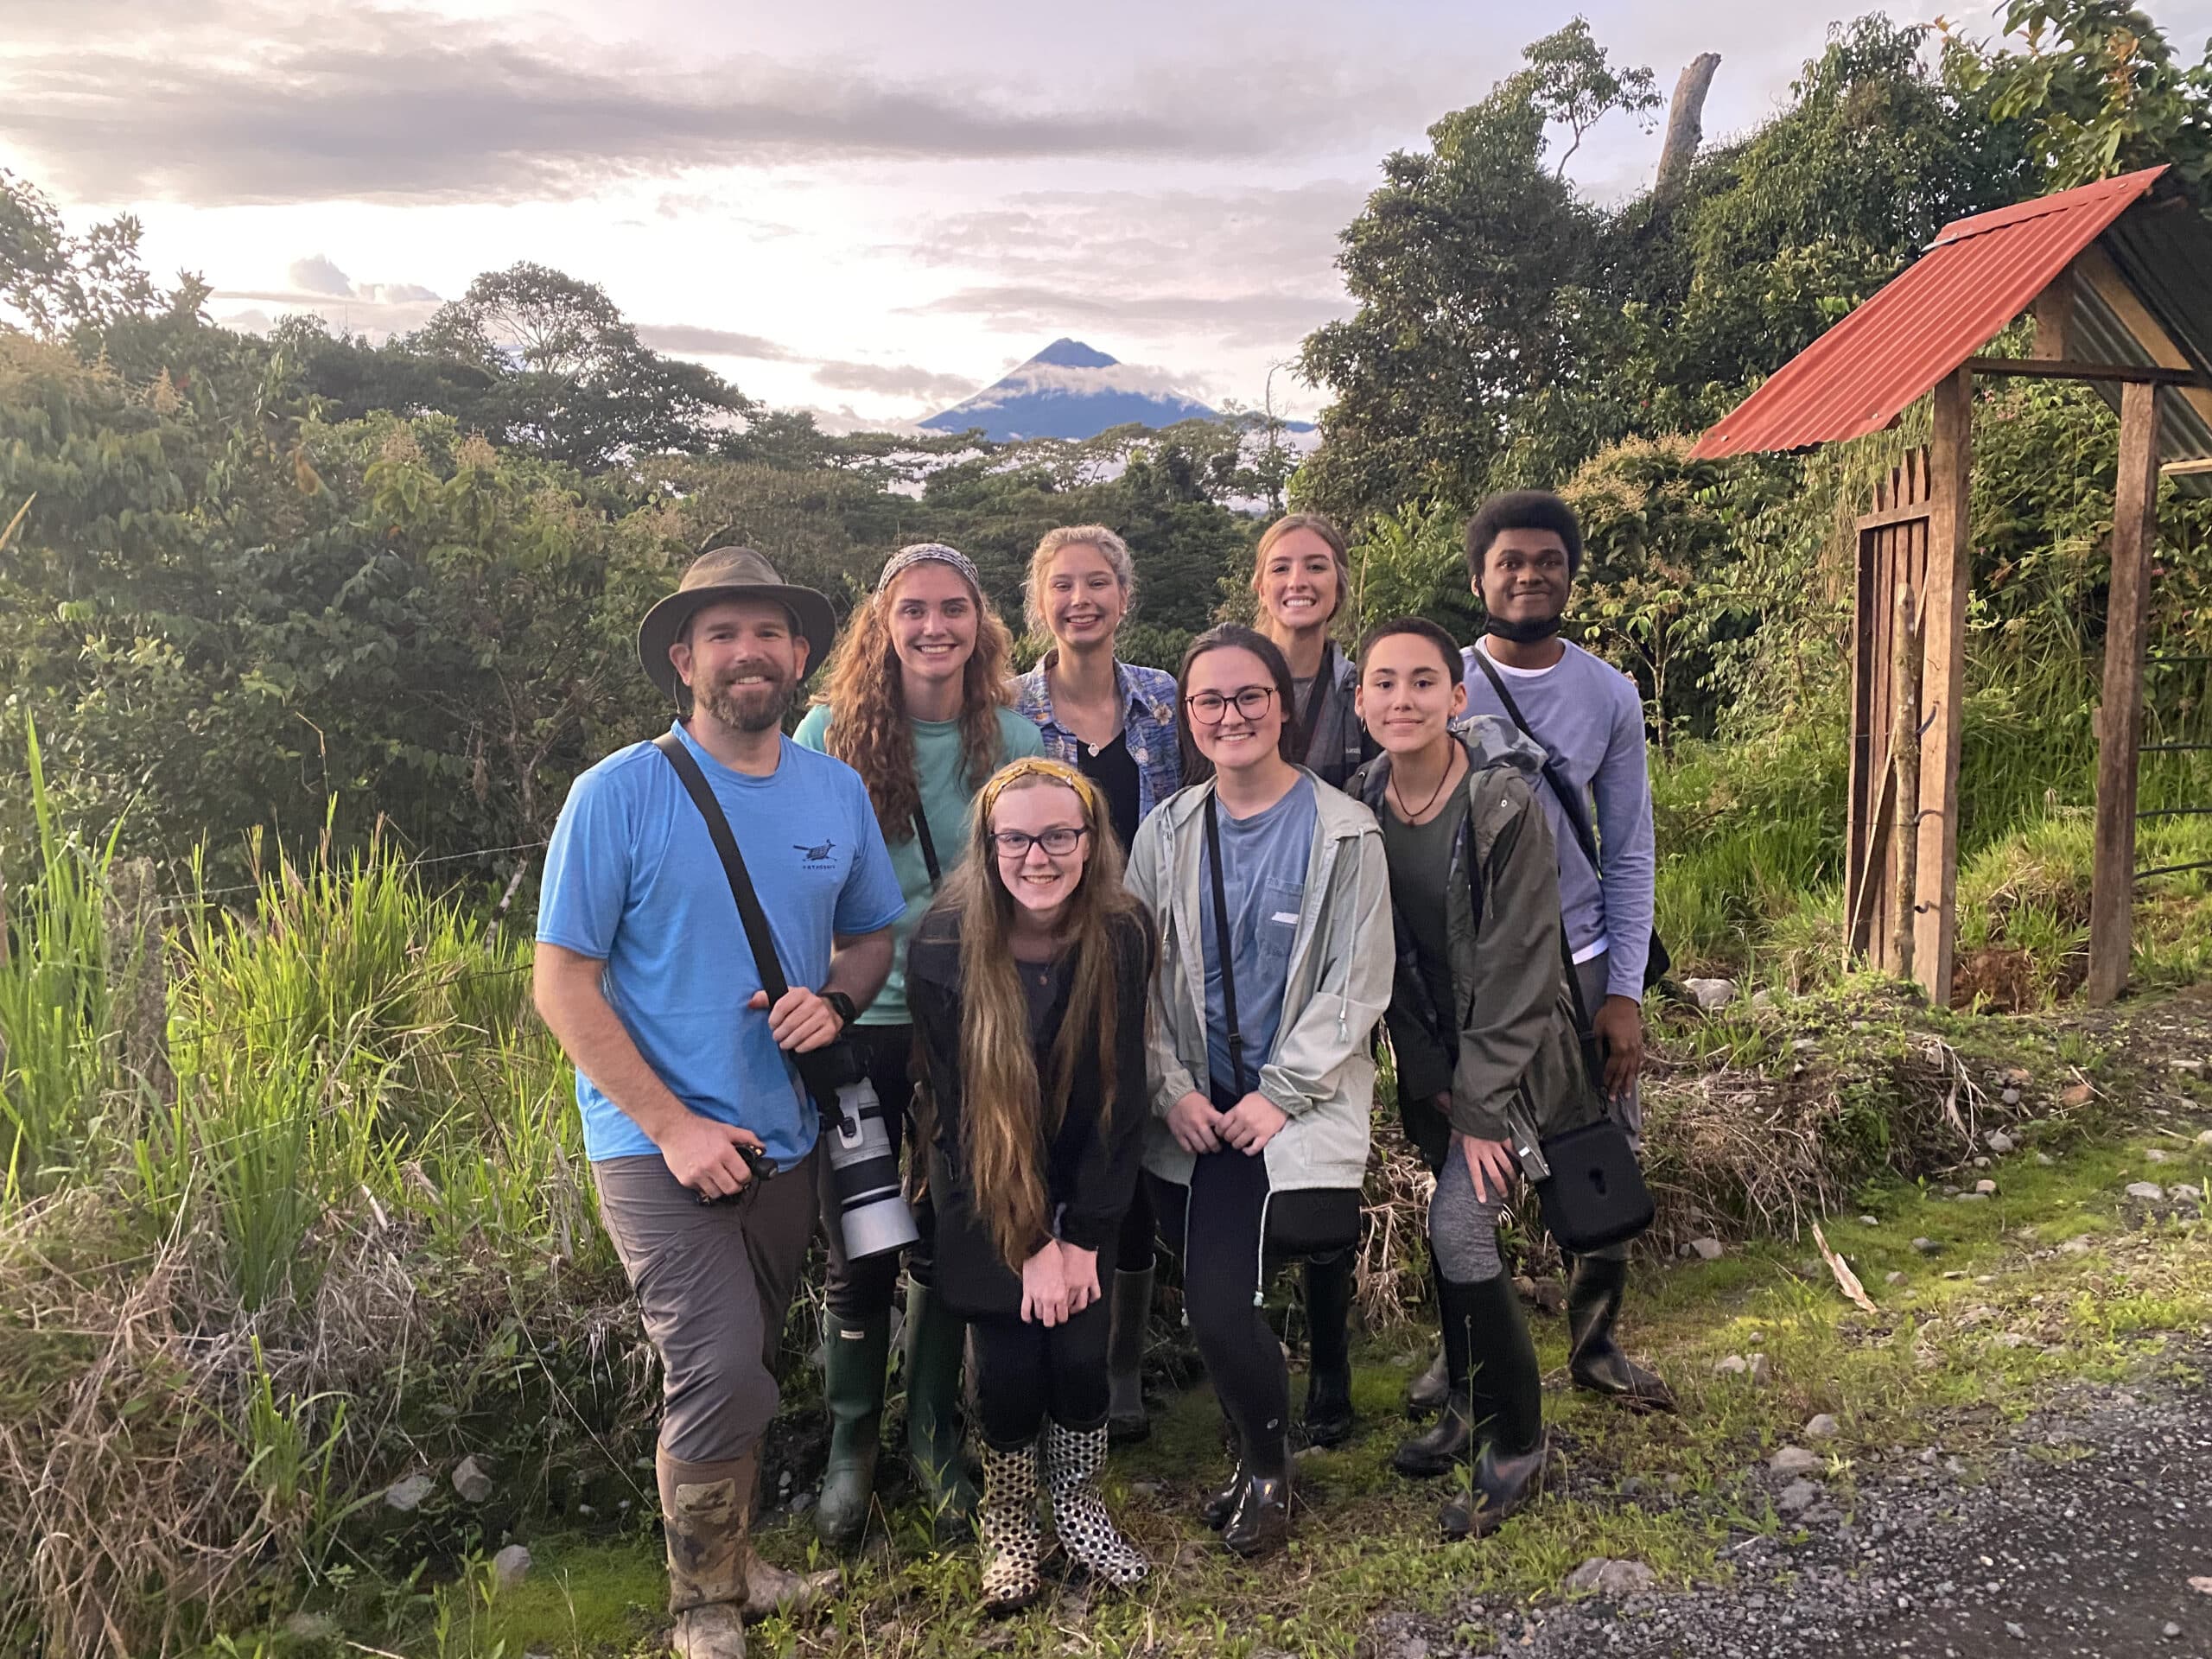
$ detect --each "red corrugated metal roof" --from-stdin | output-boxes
[1690,167,2169,460]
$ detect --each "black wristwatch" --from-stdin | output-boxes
[821,989,858,1030]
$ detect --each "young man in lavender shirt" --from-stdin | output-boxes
[1456,490,1677,1415]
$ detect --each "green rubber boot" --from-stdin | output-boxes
[814,1308,889,1548]
[901,1281,978,1528]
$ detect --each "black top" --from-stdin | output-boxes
[1077,729,1143,849]
[906,907,1156,1319]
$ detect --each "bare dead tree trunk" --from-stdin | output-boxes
[1654,54,1722,211]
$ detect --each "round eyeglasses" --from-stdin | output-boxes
[990,825,1088,858]
[1185,686,1276,724]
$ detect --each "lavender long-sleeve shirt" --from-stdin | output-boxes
[1461,639,1656,1002]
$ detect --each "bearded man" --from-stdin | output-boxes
[535,546,904,1656]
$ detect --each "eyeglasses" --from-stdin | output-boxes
[1185,686,1276,724]
[991,826,1088,858]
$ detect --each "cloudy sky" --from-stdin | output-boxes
[7,0,2196,427]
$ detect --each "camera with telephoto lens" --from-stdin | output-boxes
[800,1039,918,1259]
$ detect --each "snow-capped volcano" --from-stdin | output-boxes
[918,339,1218,442]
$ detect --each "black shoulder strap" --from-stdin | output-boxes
[1467,645,1603,877]
[654,731,790,1001]
[1203,791,1248,1096]
[912,807,942,887]
[1295,640,1335,766]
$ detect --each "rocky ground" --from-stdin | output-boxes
[1360,1362,2212,1659]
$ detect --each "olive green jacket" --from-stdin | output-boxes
[1350,717,1604,1150]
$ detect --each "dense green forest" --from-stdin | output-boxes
[16,6,2212,1655]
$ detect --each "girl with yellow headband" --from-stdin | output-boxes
[905,756,1157,1613]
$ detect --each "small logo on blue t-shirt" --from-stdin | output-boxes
[792,838,838,866]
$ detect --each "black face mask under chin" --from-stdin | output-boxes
[1484,612,1563,645]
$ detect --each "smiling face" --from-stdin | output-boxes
[670,597,807,733]
[1184,645,1287,777]
[1356,631,1466,757]
[988,780,1092,925]
[1257,526,1343,635]
[1042,542,1127,652]
[1474,527,1573,632]
[888,561,980,698]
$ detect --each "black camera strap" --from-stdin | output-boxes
[654,733,841,1108]
[1294,640,1335,766]
[1203,791,1249,1097]
[912,806,942,887]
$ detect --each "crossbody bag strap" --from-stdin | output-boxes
[1295,640,1335,766]
[912,806,942,887]
[1203,791,1248,1097]
[654,733,791,1002]
[1468,645,1603,877]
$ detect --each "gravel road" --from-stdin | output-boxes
[1363,1366,2212,1659]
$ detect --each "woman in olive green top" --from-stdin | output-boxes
[793,542,1044,1544]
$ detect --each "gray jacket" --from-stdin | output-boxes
[1350,716,1603,1148]
[1124,770,1395,1193]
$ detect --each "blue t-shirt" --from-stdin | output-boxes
[1198,775,1319,1096]
[537,722,906,1166]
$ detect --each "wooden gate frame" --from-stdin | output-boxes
[1843,370,1973,1004]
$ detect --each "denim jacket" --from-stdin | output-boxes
[1010,653,1183,825]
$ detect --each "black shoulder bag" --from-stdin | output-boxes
[1467,646,1670,989]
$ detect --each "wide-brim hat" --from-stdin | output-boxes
[637,545,838,701]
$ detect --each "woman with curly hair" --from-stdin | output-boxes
[907,758,1154,1611]
[794,543,1044,1544]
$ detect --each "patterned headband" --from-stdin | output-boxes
[978,755,1103,826]
[875,542,982,596]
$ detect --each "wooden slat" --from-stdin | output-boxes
[1914,372,1974,1002]
[2088,380,2164,1003]
[2034,267,2075,360]
[1965,355,2208,387]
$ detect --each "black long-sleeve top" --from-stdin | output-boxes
[906,906,1154,1321]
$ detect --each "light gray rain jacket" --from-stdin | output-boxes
[1123,769,1394,1194]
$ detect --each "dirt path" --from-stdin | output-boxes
[1446,1369,2212,1659]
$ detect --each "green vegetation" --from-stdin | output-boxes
[15,0,2212,1651]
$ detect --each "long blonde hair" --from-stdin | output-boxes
[812,551,1018,831]
[943,759,1149,1271]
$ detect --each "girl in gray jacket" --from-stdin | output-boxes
[1124,625,1395,1560]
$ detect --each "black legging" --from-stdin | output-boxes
[817,1022,936,1321]
[1148,1147,1359,1459]
[968,1299,1111,1447]
[1116,1175,1157,1272]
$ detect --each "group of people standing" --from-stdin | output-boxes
[533,493,1672,1658]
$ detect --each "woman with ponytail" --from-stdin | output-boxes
[906,759,1155,1612]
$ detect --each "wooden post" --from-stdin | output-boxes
[1891,588,1923,981]
[2088,379,2163,1003]
[1913,367,1974,1004]
[2033,267,2076,360]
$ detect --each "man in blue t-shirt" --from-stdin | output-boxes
[536,546,903,1657]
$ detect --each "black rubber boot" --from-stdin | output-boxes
[1300,1249,1357,1448]
[1199,1463,1248,1530]
[815,1309,889,1547]
[902,1281,979,1526]
[1221,1434,1292,1560]
[1106,1263,1154,1445]
[1407,1255,1450,1415]
[1440,1274,1546,1540]
[1392,1274,1481,1478]
[1566,1254,1678,1414]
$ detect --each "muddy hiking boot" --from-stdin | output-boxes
[1565,1254,1678,1414]
[1105,1262,1154,1445]
[1300,1249,1357,1448]
[814,1309,888,1547]
[901,1280,978,1528]
[659,1446,838,1657]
